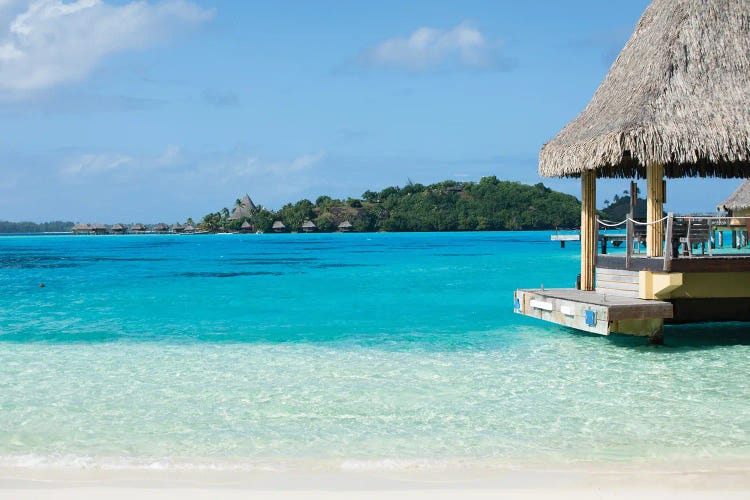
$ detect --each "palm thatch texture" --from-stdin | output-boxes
[130,223,147,232]
[228,194,258,220]
[71,223,91,234]
[153,223,169,233]
[301,220,317,232]
[539,0,750,179]
[90,223,108,234]
[718,180,750,211]
[272,221,286,232]
[338,221,353,232]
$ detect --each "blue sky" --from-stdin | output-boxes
[0,0,742,222]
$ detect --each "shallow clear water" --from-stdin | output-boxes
[0,232,748,470]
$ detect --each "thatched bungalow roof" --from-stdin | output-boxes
[184,224,196,232]
[718,180,750,211]
[111,223,125,231]
[171,222,183,231]
[241,221,252,229]
[301,220,316,230]
[338,221,353,229]
[228,194,258,220]
[153,223,169,232]
[539,0,750,179]
[72,223,90,233]
[272,221,286,232]
[130,223,147,232]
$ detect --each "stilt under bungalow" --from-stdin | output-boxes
[514,0,750,344]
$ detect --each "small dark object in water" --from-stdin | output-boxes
[38,283,45,288]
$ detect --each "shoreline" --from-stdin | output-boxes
[2,460,749,499]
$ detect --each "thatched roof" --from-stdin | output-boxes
[338,221,353,228]
[228,194,258,220]
[184,224,195,231]
[241,221,252,228]
[111,223,125,230]
[171,223,183,230]
[718,180,750,211]
[130,223,146,231]
[153,223,169,231]
[539,0,750,179]
[302,220,316,228]
[72,223,90,231]
[272,221,286,229]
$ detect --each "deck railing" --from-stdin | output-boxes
[596,214,750,271]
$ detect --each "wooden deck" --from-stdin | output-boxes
[514,288,673,336]
[597,254,750,272]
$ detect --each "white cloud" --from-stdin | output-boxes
[0,0,212,93]
[359,21,513,73]
[61,153,133,176]
[156,144,181,166]
[227,151,325,177]
[272,151,325,172]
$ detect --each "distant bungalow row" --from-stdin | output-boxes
[71,219,354,235]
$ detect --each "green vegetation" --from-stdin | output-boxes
[0,220,74,233]
[601,188,646,221]
[199,177,582,233]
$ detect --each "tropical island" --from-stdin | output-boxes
[1,177,584,234]
[201,177,582,233]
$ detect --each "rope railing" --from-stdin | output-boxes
[597,215,749,228]
[596,218,627,228]
[627,215,669,226]
[595,216,670,227]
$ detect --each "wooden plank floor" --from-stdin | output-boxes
[518,288,673,321]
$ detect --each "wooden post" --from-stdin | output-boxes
[663,213,673,272]
[580,170,596,291]
[646,162,664,257]
[625,181,636,269]
[648,325,664,346]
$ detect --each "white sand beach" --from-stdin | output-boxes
[2,462,749,499]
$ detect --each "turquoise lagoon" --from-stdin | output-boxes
[0,232,748,470]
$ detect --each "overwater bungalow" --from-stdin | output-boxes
[338,221,353,232]
[272,221,286,233]
[153,223,169,234]
[240,221,253,233]
[130,223,147,233]
[228,194,257,220]
[171,223,184,234]
[717,181,750,248]
[184,224,196,234]
[110,223,126,234]
[301,220,316,233]
[90,223,108,235]
[72,223,91,235]
[514,0,750,344]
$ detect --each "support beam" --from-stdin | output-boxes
[646,162,664,257]
[648,325,664,345]
[580,170,597,291]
